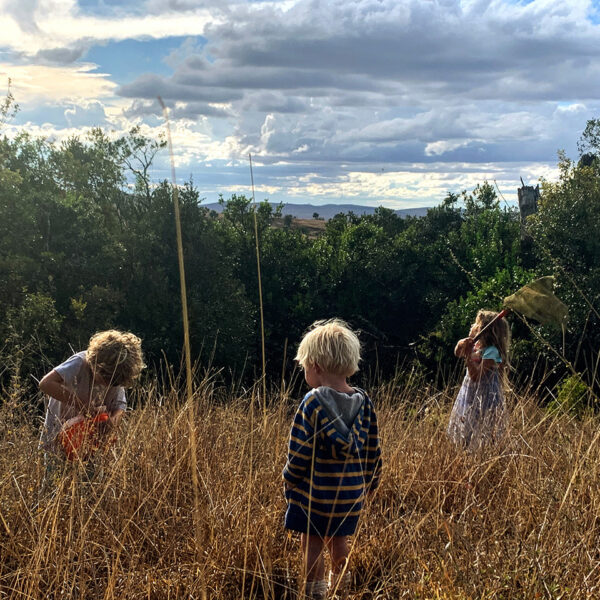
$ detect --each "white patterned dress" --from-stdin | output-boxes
[447,345,507,450]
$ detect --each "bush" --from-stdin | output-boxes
[548,373,591,417]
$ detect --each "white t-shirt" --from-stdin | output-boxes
[40,352,127,451]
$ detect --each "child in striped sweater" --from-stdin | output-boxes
[283,319,382,600]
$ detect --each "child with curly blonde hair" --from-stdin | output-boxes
[39,330,144,464]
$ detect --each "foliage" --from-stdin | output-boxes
[527,150,600,372]
[0,78,18,129]
[0,131,254,383]
[1,118,600,394]
[577,117,600,160]
[547,373,592,417]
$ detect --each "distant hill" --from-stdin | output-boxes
[203,202,430,220]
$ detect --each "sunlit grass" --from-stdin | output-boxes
[1,373,599,599]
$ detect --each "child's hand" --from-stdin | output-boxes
[99,409,124,436]
[455,337,475,357]
[98,418,114,436]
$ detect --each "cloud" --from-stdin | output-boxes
[123,98,232,119]
[33,45,87,65]
[64,100,109,127]
[118,73,244,103]
[0,0,219,58]
[425,140,473,157]
[0,62,116,104]
[113,0,600,157]
[2,0,40,33]
[2,0,599,206]
[239,92,310,114]
[245,160,562,207]
[170,102,232,119]
[163,37,206,69]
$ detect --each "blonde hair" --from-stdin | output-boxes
[476,310,511,367]
[86,330,144,387]
[295,318,361,377]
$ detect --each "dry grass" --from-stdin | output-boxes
[1,374,600,599]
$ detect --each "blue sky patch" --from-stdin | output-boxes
[14,105,72,129]
[83,37,205,85]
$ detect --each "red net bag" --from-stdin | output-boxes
[58,412,110,461]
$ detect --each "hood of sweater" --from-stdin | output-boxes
[312,386,369,459]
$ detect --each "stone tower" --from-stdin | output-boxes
[518,180,539,239]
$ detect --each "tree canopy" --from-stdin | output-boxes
[2,118,600,394]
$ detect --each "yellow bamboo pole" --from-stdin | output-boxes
[249,153,267,421]
[158,96,201,559]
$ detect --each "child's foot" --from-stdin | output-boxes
[304,579,327,600]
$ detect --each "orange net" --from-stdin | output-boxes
[58,412,110,461]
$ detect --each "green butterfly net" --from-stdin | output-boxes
[504,276,568,328]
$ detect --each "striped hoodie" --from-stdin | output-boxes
[283,386,382,537]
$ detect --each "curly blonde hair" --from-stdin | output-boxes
[295,318,361,377]
[86,330,144,387]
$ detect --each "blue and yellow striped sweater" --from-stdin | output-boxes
[283,387,382,537]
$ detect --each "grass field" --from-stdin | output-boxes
[1,372,599,599]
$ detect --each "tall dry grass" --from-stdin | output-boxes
[1,371,600,599]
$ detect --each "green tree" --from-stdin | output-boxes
[577,118,600,159]
[216,194,316,376]
[119,125,167,206]
[528,150,600,369]
[0,78,18,129]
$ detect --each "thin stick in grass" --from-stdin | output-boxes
[249,153,267,422]
[241,387,255,599]
[157,96,201,563]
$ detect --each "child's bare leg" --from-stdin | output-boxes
[326,536,351,599]
[301,533,326,580]
[326,535,349,573]
[300,533,327,598]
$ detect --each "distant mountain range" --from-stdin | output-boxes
[203,202,430,220]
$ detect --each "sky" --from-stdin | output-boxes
[1,0,599,209]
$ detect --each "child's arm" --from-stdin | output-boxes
[282,399,315,491]
[465,354,496,381]
[39,370,87,410]
[455,337,474,358]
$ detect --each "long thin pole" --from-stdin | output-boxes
[158,96,201,559]
[157,101,193,403]
[249,153,267,419]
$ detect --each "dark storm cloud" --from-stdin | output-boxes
[118,73,244,102]
[115,0,600,168]
[204,0,600,102]
[33,45,87,65]
[119,0,600,103]
[239,91,310,114]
